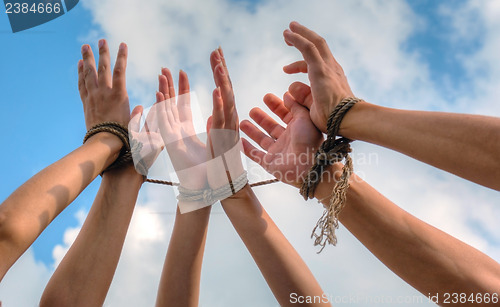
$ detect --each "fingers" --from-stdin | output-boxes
[158,74,170,99]
[242,138,266,168]
[97,39,112,88]
[177,70,193,123]
[289,21,334,63]
[112,43,128,91]
[161,67,176,99]
[240,120,274,151]
[283,60,308,74]
[283,91,307,116]
[206,116,213,133]
[81,44,98,92]
[156,91,165,103]
[288,82,312,109]
[178,69,190,96]
[129,105,143,133]
[211,48,237,129]
[283,29,323,68]
[211,87,224,130]
[77,60,87,101]
[249,107,285,140]
[209,47,222,72]
[263,93,292,124]
[157,99,172,139]
[144,101,160,133]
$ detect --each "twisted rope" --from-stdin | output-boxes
[145,177,278,188]
[300,97,361,253]
[83,122,133,173]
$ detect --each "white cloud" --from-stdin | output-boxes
[51,209,86,268]
[0,250,51,307]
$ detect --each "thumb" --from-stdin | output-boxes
[283,92,307,116]
[206,116,213,134]
[288,81,312,109]
[129,105,143,132]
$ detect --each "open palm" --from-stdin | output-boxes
[241,92,324,188]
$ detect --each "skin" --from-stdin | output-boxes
[0,39,129,282]
[155,68,211,307]
[283,21,500,191]
[211,48,330,307]
[240,21,500,306]
[40,165,143,307]
[39,39,164,306]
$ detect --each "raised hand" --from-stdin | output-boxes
[240,92,324,188]
[78,39,130,129]
[157,69,207,191]
[207,48,244,190]
[283,21,354,133]
[128,105,164,176]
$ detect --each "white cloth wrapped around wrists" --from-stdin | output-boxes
[177,171,248,205]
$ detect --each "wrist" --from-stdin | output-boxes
[338,100,376,140]
[102,164,144,185]
[224,184,252,201]
[83,132,123,167]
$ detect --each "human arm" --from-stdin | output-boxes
[283,21,500,191]
[212,48,330,306]
[154,68,211,307]
[0,39,130,281]
[39,164,143,307]
[241,92,500,305]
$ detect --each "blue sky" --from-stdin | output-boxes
[0,3,99,266]
[1,0,499,305]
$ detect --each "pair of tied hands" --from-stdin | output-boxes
[129,48,243,193]
[78,21,355,193]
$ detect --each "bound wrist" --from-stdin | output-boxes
[84,131,123,155]
[337,100,373,140]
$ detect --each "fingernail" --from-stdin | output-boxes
[216,87,221,98]
[81,44,89,54]
[98,39,104,49]
[217,63,225,75]
[78,60,83,68]
[214,49,221,61]
[284,29,292,35]
[218,46,224,57]
[119,43,126,51]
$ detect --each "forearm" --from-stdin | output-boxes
[339,101,500,190]
[314,171,500,300]
[156,205,211,307]
[40,165,142,307]
[222,185,329,307]
[0,133,122,280]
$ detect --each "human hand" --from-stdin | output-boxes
[207,48,244,189]
[240,92,324,188]
[78,39,130,130]
[128,105,164,176]
[283,21,354,133]
[157,68,207,190]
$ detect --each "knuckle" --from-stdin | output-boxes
[303,41,316,53]
[98,64,108,75]
[84,67,94,79]
[113,66,124,76]
[314,36,327,47]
